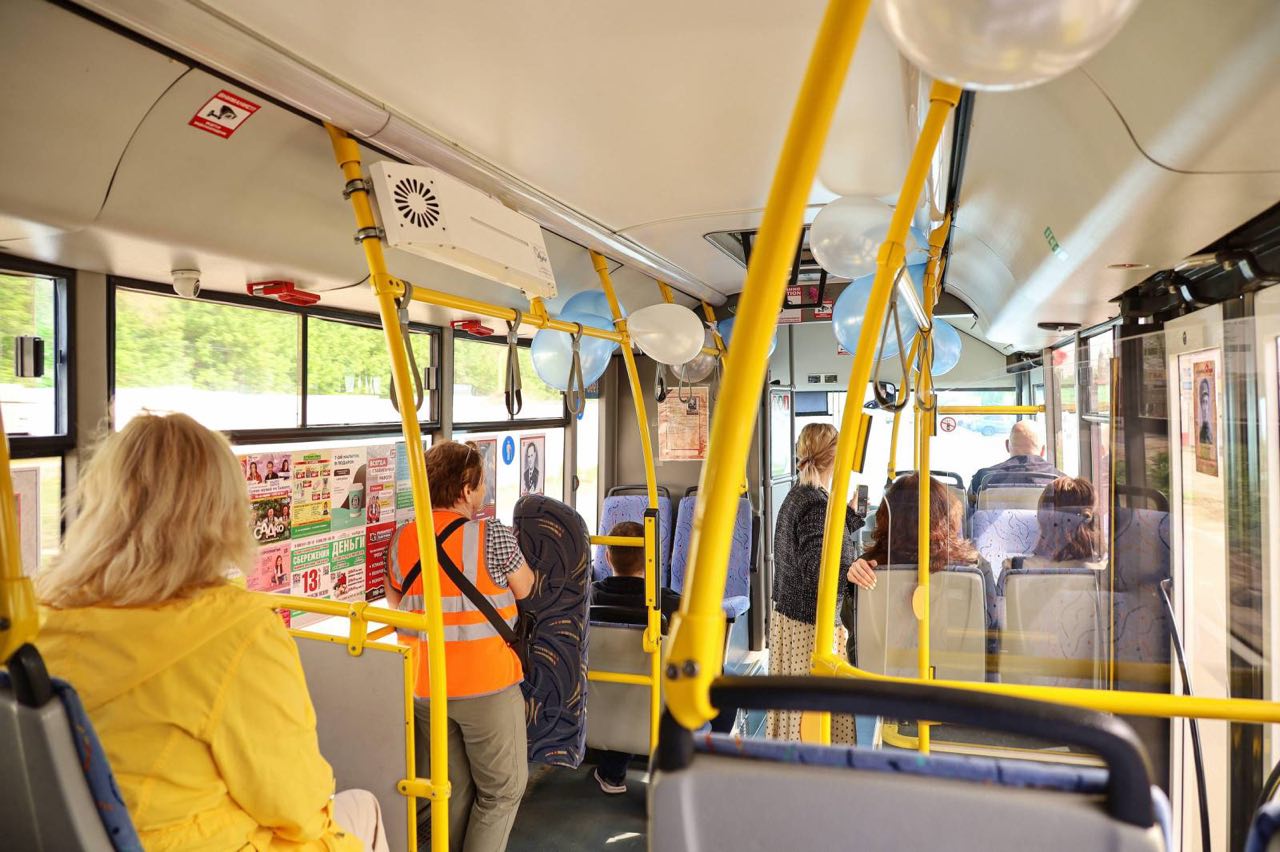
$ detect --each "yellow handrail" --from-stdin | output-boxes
[590,251,664,752]
[0,408,38,664]
[664,0,876,730]
[590,535,644,548]
[325,123,450,852]
[937,405,1045,416]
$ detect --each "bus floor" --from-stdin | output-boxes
[508,761,648,850]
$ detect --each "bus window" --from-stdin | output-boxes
[1050,341,1080,476]
[575,395,600,535]
[307,318,435,426]
[1,271,60,438]
[932,387,1020,491]
[114,286,300,431]
[453,335,563,422]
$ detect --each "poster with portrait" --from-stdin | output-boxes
[1193,360,1218,476]
[249,542,291,593]
[329,447,368,532]
[291,450,333,538]
[473,438,498,519]
[365,445,396,527]
[240,452,291,495]
[251,493,291,545]
[12,467,39,576]
[519,434,545,497]
[657,386,710,461]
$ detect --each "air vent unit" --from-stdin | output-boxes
[368,161,556,298]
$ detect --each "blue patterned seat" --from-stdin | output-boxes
[998,562,1104,688]
[1247,798,1280,852]
[972,509,1039,578]
[593,490,673,583]
[670,494,751,619]
[1112,509,1172,692]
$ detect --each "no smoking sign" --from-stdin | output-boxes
[940,416,957,433]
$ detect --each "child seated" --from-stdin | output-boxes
[591,521,681,622]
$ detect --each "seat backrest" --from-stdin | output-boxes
[593,494,673,583]
[1246,798,1280,852]
[855,565,989,682]
[670,495,752,610]
[585,623,654,756]
[0,671,140,851]
[971,508,1039,576]
[978,486,1046,511]
[1112,509,1173,690]
[1000,566,1103,688]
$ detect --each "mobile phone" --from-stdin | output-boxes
[855,484,869,519]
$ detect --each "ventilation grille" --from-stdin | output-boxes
[392,177,441,229]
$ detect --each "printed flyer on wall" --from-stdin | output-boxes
[657,386,710,461]
[291,450,333,538]
[365,521,394,602]
[241,452,291,492]
[249,542,291,593]
[474,437,498,518]
[329,447,368,532]
[251,493,291,545]
[365,445,396,527]
[12,467,39,576]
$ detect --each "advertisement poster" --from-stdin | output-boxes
[329,447,368,532]
[519,434,546,497]
[473,438,498,519]
[769,391,792,480]
[1194,360,1218,476]
[241,452,291,492]
[251,493,291,545]
[329,531,366,604]
[365,521,395,602]
[365,445,396,527]
[395,441,429,522]
[291,451,333,538]
[249,542,291,593]
[12,467,39,576]
[658,386,710,461]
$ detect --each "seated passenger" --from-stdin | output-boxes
[843,474,993,662]
[967,420,1065,505]
[1009,476,1106,571]
[589,521,681,795]
[591,520,681,622]
[35,414,386,852]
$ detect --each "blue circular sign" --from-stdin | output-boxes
[502,436,516,465]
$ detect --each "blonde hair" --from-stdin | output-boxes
[796,422,839,489]
[37,413,255,608]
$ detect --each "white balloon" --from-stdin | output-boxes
[878,0,1142,92]
[628,303,706,366]
[810,196,923,280]
[671,330,719,383]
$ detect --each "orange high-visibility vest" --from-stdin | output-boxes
[390,510,522,699]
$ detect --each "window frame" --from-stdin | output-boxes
[4,257,75,460]
[451,329,570,433]
[108,277,442,444]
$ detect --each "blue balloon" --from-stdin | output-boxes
[530,309,616,391]
[831,263,926,360]
[930,318,963,376]
[561,290,622,320]
[907,227,930,266]
[716,316,777,358]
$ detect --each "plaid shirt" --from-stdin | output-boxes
[484,519,525,587]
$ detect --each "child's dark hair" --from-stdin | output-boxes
[606,521,645,577]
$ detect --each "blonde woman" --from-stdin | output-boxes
[36,414,387,852]
[767,422,874,743]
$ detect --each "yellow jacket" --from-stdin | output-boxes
[39,584,362,851]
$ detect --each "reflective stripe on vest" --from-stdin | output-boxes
[394,511,523,699]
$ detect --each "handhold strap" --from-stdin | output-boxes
[504,310,523,418]
[390,280,425,414]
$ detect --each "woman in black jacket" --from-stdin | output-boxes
[767,422,874,743]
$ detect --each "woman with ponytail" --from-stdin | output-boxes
[767,423,873,743]
[1023,476,1106,568]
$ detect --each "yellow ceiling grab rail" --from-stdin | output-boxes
[663,0,877,731]
[937,405,1045,416]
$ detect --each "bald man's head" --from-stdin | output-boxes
[1007,420,1045,457]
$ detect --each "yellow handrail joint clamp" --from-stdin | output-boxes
[398,778,451,801]
[664,610,727,729]
[347,602,370,656]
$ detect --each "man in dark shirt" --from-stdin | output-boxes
[968,420,1064,505]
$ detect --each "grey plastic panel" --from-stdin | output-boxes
[293,635,411,852]
[0,685,114,851]
[1003,574,1103,688]
[650,754,1163,852]
[856,566,986,682]
[586,624,657,756]
[978,487,1046,510]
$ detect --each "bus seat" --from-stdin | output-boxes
[999,565,1103,689]
[977,485,1047,511]
[670,493,751,619]
[593,486,673,583]
[291,634,412,852]
[1246,798,1280,852]
[651,677,1166,852]
[1,659,142,851]
[514,495,592,768]
[1113,509,1172,689]
[585,622,672,756]
[855,565,993,682]
[971,509,1039,579]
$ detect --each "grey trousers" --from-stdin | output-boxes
[414,685,529,852]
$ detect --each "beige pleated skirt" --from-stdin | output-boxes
[766,608,857,744]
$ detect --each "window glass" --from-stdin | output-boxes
[9,456,61,573]
[932,388,1022,493]
[306,319,434,425]
[576,397,600,535]
[114,289,299,430]
[455,427,564,520]
[453,337,562,423]
[1,273,57,436]
[1051,343,1080,476]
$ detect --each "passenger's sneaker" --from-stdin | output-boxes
[594,768,627,794]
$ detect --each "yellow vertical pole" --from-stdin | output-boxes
[810,81,962,683]
[657,281,677,304]
[325,124,450,852]
[0,409,38,664]
[592,252,662,751]
[664,0,877,729]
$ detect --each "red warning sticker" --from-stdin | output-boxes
[189,90,260,139]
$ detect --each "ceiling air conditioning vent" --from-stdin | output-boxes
[368,161,556,298]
